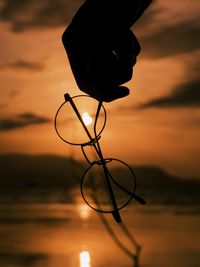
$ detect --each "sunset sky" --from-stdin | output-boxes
[0,0,199,179]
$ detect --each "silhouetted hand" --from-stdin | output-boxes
[62,0,152,102]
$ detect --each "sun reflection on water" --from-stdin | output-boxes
[79,251,91,267]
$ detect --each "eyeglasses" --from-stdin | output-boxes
[54,93,145,223]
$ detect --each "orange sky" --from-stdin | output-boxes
[0,0,200,178]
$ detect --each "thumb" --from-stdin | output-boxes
[103,86,130,102]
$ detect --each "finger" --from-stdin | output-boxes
[70,0,152,33]
[103,86,130,102]
[110,30,140,85]
[63,27,134,101]
[130,0,153,25]
[113,0,153,28]
[113,30,141,63]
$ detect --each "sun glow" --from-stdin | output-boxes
[82,112,93,126]
[79,204,91,220]
[79,251,91,267]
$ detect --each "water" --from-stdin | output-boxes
[0,203,200,267]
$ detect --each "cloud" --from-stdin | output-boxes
[0,113,51,131]
[140,19,200,58]
[0,0,159,33]
[133,2,160,32]
[0,60,45,72]
[139,78,200,108]
[0,0,83,32]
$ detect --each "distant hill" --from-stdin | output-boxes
[0,154,84,203]
[131,165,200,205]
[0,154,84,187]
[0,154,199,205]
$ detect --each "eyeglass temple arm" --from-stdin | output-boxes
[64,93,94,141]
[64,93,104,160]
[94,101,122,223]
[107,169,146,205]
[64,93,122,223]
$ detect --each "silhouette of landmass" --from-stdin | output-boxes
[0,154,199,205]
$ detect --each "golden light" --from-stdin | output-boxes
[82,112,93,126]
[79,204,91,220]
[79,251,91,267]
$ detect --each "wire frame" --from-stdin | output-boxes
[54,93,145,223]
[54,95,107,146]
[80,158,136,213]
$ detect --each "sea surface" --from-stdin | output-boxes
[0,202,200,267]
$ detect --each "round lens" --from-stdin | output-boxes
[81,158,136,213]
[55,95,106,146]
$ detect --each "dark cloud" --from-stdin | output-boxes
[0,0,160,41]
[139,78,200,108]
[0,0,83,32]
[0,60,45,72]
[0,113,50,131]
[189,59,200,77]
[133,2,161,32]
[140,19,200,58]
[0,0,199,67]
[0,0,158,33]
